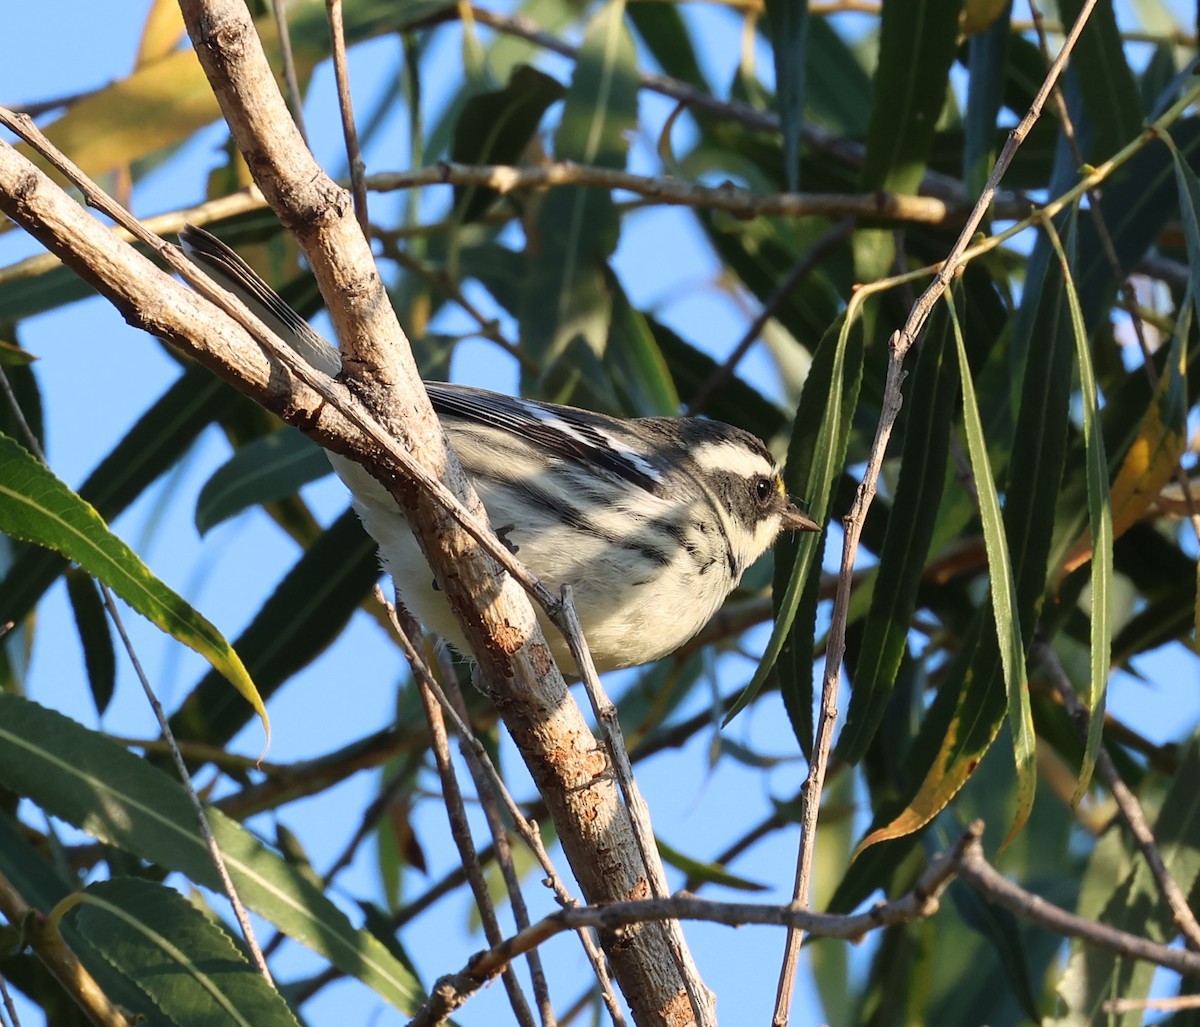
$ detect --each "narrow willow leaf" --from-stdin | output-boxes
[861,0,964,195]
[963,3,1012,198]
[65,878,300,1026]
[450,65,566,224]
[1057,0,1142,162]
[626,2,709,90]
[656,840,767,892]
[1077,119,1200,331]
[764,0,809,191]
[0,432,268,741]
[945,301,1035,847]
[519,0,637,373]
[0,338,37,365]
[170,509,379,749]
[858,221,1075,853]
[195,428,331,535]
[1042,222,1113,803]
[1052,732,1200,1021]
[839,305,957,763]
[725,313,865,727]
[0,365,239,627]
[65,568,116,717]
[0,694,423,1012]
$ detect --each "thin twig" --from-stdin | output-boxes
[436,657,558,1027]
[371,161,976,223]
[419,666,538,1027]
[952,823,1200,976]
[1034,640,1200,949]
[0,971,22,1027]
[325,0,368,235]
[378,587,622,1025]
[0,365,271,982]
[99,587,273,981]
[555,585,715,1024]
[417,818,1200,1021]
[459,5,977,207]
[270,0,308,142]
[771,2,1103,1022]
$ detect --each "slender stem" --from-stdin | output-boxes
[1034,640,1200,949]
[771,0,1102,1021]
[325,0,368,235]
[270,0,308,142]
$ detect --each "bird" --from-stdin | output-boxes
[180,226,821,672]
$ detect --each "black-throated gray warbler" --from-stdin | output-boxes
[180,226,820,672]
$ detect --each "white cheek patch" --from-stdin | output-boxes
[525,403,663,483]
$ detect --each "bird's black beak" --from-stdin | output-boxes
[781,503,822,533]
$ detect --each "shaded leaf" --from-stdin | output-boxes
[170,509,379,749]
[764,0,809,191]
[0,694,423,1012]
[64,878,300,1026]
[861,0,964,195]
[196,428,331,536]
[0,432,268,741]
[839,304,957,763]
[519,0,638,374]
[450,65,566,224]
[727,313,865,730]
[65,568,116,717]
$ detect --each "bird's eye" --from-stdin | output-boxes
[754,476,774,503]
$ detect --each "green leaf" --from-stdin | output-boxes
[65,568,116,717]
[963,3,1012,198]
[0,432,269,741]
[195,428,331,536]
[839,304,957,763]
[626,2,710,91]
[450,64,566,224]
[63,878,301,1026]
[1042,221,1112,803]
[656,839,767,892]
[725,313,865,728]
[0,694,423,1013]
[764,0,809,191]
[0,365,241,627]
[170,509,380,749]
[858,219,1076,852]
[1057,0,1142,162]
[803,17,872,136]
[946,300,1034,847]
[0,338,37,366]
[861,0,964,195]
[519,0,638,373]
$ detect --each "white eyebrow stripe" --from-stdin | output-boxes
[690,438,778,478]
